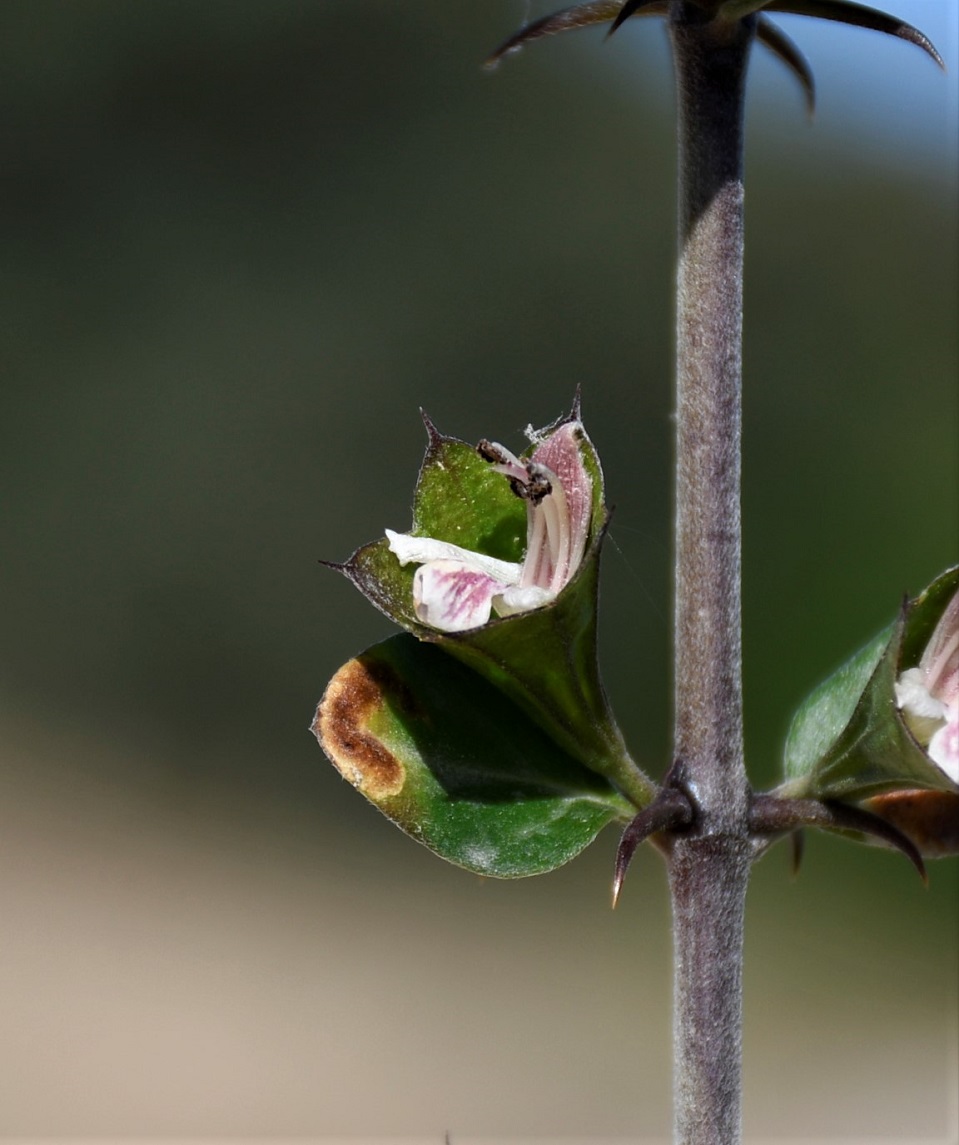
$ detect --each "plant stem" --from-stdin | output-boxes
[669,836,751,1143]
[667,5,754,1143]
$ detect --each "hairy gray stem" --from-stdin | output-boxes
[669,835,752,1143]
[667,5,755,1143]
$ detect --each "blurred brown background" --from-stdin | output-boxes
[1,1,956,1139]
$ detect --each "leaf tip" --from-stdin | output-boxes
[318,557,348,574]
[569,384,584,422]
[420,407,446,450]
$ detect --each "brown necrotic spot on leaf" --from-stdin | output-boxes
[313,657,406,800]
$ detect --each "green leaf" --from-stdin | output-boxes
[782,566,959,801]
[313,634,633,878]
[783,622,895,795]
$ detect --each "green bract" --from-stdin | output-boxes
[315,405,654,876]
[781,566,959,803]
[334,405,653,809]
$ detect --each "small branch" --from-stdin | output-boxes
[750,793,927,881]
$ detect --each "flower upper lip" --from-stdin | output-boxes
[895,588,959,783]
[386,420,593,634]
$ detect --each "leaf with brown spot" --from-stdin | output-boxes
[313,635,634,878]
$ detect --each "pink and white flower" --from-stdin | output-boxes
[386,421,593,633]
[895,588,959,783]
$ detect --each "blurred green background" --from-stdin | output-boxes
[1,1,956,1138]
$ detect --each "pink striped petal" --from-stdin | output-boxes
[920,588,959,708]
[532,425,591,558]
[413,560,506,632]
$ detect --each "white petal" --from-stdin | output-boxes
[896,666,953,762]
[412,561,503,632]
[386,529,521,584]
[494,584,555,617]
[895,668,947,722]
